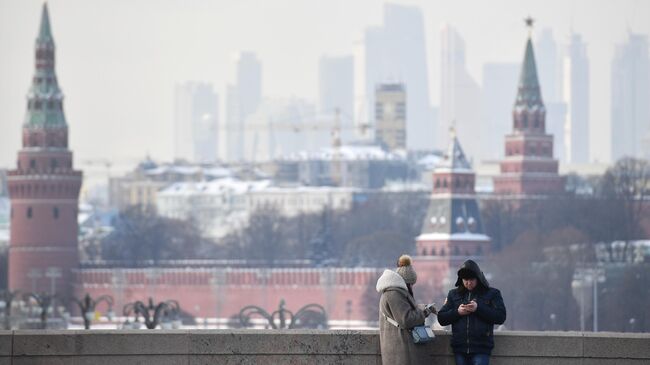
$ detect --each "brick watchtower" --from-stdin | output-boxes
[7,3,82,298]
[414,130,491,298]
[493,18,565,196]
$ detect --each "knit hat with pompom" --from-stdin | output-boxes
[395,254,417,284]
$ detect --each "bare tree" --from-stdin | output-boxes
[341,230,413,267]
[596,158,650,261]
[101,205,209,263]
[223,205,298,265]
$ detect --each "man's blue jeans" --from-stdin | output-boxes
[454,353,490,365]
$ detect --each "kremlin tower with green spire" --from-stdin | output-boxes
[493,17,565,196]
[7,3,82,299]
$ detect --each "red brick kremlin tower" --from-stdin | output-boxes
[493,18,565,195]
[414,130,491,297]
[7,3,82,299]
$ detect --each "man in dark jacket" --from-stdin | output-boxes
[437,260,506,365]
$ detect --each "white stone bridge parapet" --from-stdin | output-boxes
[0,330,648,364]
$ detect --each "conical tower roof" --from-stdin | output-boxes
[25,2,66,128]
[435,128,472,172]
[514,37,545,111]
[38,3,54,43]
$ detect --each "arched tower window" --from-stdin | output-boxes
[53,207,59,219]
[27,207,33,219]
[30,159,36,170]
[50,159,58,170]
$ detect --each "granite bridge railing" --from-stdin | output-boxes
[0,330,648,364]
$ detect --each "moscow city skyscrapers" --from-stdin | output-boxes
[354,3,434,151]
[611,33,650,161]
[174,82,219,163]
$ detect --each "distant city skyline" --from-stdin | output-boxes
[226,51,262,162]
[611,33,650,162]
[174,82,219,162]
[1,0,649,168]
[564,32,590,164]
[440,24,481,159]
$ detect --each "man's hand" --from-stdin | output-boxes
[465,300,477,313]
[458,301,477,315]
[457,304,471,316]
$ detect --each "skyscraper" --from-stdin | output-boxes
[535,28,561,103]
[354,4,433,151]
[481,63,519,160]
[440,24,481,160]
[318,55,353,119]
[174,82,219,163]
[8,4,82,299]
[611,33,649,161]
[226,52,262,162]
[563,33,590,164]
[375,83,406,151]
[535,28,568,163]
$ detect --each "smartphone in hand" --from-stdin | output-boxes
[424,303,437,315]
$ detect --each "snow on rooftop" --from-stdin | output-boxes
[260,185,359,193]
[158,178,272,197]
[417,154,443,170]
[145,165,202,176]
[143,164,234,178]
[281,144,404,161]
[416,232,491,242]
[203,167,233,178]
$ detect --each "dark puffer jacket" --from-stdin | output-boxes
[437,260,506,355]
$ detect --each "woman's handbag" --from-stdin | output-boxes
[411,325,435,344]
[382,310,436,344]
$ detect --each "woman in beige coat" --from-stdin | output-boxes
[376,255,435,365]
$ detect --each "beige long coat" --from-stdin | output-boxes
[376,269,433,365]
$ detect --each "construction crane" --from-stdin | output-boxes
[224,108,371,160]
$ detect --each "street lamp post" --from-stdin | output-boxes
[122,298,181,330]
[70,293,115,329]
[27,269,42,293]
[345,300,352,328]
[239,299,328,329]
[590,268,605,332]
[44,267,62,295]
[572,266,606,332]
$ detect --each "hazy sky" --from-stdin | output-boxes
[1,0,649,170]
